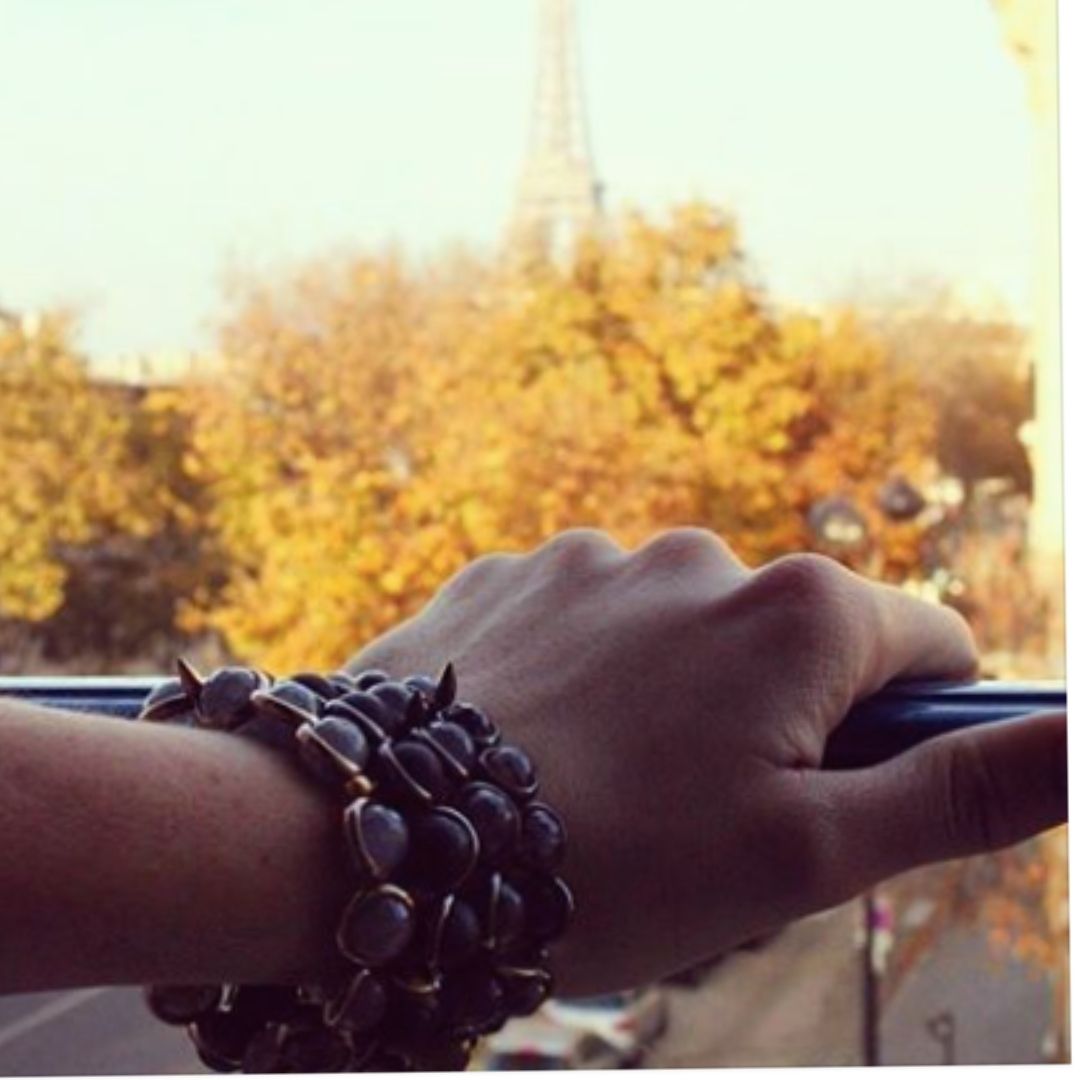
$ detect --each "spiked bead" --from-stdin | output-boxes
[197,666,265,730]
[433,663,457,710]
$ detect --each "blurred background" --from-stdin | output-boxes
[0,0,1067,1070]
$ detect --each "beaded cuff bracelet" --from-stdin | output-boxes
[138,660,573,1073]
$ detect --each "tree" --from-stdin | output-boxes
[0,312,154,651]
[864,287,1031,502]
[183,204,937,671]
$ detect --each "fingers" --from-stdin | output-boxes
[806,710,1067,901]
[734,555,978,722]
[857,578,979,694]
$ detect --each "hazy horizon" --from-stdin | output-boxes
[1,0,1041,358]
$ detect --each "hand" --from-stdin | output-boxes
[347,528,1067,994]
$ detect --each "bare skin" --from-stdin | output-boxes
[0,528,1067,997]
[345,529,1067,992]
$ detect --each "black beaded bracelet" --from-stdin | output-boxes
[138,660,573,1073]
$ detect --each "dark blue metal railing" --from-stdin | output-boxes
[0,676,1065,769]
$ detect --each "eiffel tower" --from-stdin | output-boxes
[507,0,602,257]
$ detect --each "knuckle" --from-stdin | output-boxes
[747,553,855,644]
[438,552,516,596]
[635,527,734,569]
[535,528,621,566]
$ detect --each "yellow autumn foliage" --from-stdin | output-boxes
[0,313,153,622]
[181,204,937,670]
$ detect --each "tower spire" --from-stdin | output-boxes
[508,0,601,257]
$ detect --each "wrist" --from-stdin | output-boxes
[139,660,574,1072]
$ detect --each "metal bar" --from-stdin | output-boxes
[824,680,1066,768]
[0,676,1066,769]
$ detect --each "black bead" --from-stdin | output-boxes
[498,966,553,1018]
[328,672,359,696]
[341,689,397,725]
[250,680,320,728]
[479,744,539,801]
[355,668,391,691]
[429,893,483,970]
[441,702,499,747]
[296,716,370,785]
[240,1024,286,1073]
[337,885,416,967]
[198,667,263,730]
[403,807,480,894]
[449,968,506,1035]
[518,802,567,871]
[189,1009,265,1071]
[362,1049,412,1072]
[343,1032,379,1070]
[268,679,321,715]
[425,721,477,777]
[288,672,340,700]
[443,896,484,968]
[279,1022,352,1072]
[323,968,388,1034]
[375,740,450,805]
[194,1041,243,1073]
[229,985,299,1025]
[382,987,447,1051]
[343,799,410,882]
[325,695,390,744]
[144,984,223,1025]
[140,677,193,721]
[404,674,438,698]
[368,681,414,736]
[490,877,527,952]
[498,940,552,973]
[412,1037,474,1072]
[405,690,428,729]
[519,874,574,942]
[455,781,521,863]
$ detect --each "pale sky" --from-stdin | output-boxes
[0,0,1039,358]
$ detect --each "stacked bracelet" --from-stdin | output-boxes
[137,659,573,1073]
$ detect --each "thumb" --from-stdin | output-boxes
[811,710,1067,897]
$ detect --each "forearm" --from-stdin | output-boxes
[0,698,351,994]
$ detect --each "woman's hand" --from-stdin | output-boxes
[348,528,1067,994]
